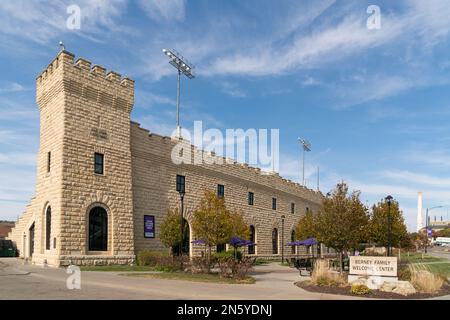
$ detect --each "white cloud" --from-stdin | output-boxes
[301,76,321,87]
[0,0,129,44]
[382,170,450,188]
[0,82,26,93]
[138,0,185,22]
[218,81,247,98]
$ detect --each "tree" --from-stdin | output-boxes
[192,190,248,269]
[368,199,408,249]
[296,210,316,240]
[159,208,187,255]
[436,228,450,238]
[314,183,370,273]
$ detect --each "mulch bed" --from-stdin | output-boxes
[296,281,450,299]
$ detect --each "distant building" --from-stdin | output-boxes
[0,222,14,240]
[429,220,450,231]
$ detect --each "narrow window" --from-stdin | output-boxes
[291,230,296,254]
[176,175,185,193]
[248,225,256,254]
[47,152,51,173]
[248,192,254,206]
[45,206,51,250]
[272,228,278,254]
[217,184,224,198]
[272,198,277,210]
[94,153,104,175]
[291,203,295,214]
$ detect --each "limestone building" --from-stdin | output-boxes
[8,51,323,266]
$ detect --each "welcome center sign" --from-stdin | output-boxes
[349,256,397,277]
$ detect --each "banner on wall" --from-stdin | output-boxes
[144,215,155,238]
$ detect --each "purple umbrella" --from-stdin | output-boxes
[230,236,255,247]
[301,238,318,246]
[191,239,205,245]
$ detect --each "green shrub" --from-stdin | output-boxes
[398,265,412,281]
[350,284,372,295]
[214,250,242,261]
[137,250,170,267]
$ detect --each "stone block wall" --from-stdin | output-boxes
[131,124,324,258]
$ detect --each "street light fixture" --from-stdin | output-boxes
[162,48,195,138]
[425,206,443,253]
[385,195,393,257]
[298,138,311,186]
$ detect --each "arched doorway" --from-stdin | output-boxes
[182,218,190,255]
[291,230,296,254]
[272,228,278,254]
[45,206,51,250]
[248,225,256,254]
[29,223,35,257]
[88,206,108,251]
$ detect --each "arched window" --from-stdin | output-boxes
[248,225,256,255]
[272,228,278,254]
[173,218,190,256]
[88,206,108,251]
[45,206,51,250]
[291,230,296,254]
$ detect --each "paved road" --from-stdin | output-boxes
[428,247,450,261]
[0,258,361,300]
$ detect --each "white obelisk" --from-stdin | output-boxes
[417,192,423,232]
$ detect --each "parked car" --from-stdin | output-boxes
[0,240,16,257]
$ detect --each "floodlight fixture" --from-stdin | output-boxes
[298,138,312,186]
[162,48,195,137]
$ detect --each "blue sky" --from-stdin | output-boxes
[1,0,450,231]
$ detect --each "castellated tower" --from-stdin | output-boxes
[8,50,135,266]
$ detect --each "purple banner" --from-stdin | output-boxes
[144,215,155,238]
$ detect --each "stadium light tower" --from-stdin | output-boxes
[162,49,195,138]
[298,138,311,186]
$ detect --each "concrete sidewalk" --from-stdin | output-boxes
[0,258,363,300]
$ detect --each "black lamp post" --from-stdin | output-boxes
[281,215,285,263]
[425,206,443,253]
[385,195,393,257]
[179,190,185,256]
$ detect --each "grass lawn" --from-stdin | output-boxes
[125,272,256,284]
[400,253,444,264]
[414,263,450,279]
[80,265,158,272]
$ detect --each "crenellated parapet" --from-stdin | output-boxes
[36,50,134,113]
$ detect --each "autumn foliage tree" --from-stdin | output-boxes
[368,198,408,249]
[313,183,370,273]
[296,210,315,240]
[192,190,248,268]
[159,208,186,255]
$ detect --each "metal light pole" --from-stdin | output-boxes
[425,206,443,253]
[298,138,311,186]
[179,190,185,257]
[385,195,393,257]
[281,215,285,264]
[162,49,195,138]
